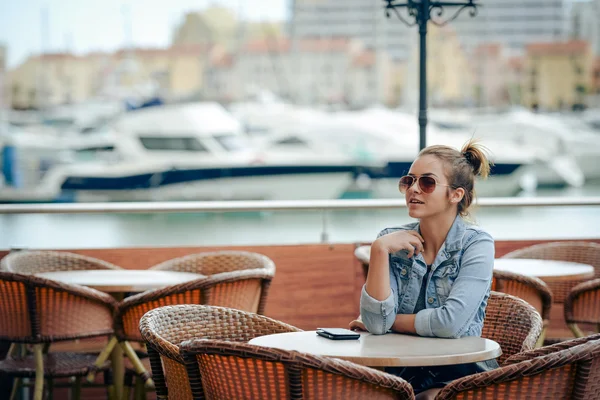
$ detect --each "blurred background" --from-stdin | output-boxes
[0,0,599,247]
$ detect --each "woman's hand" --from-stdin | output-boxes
[373,230,425,258]
[349,319,367,332]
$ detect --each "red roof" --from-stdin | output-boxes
[473,43,502,57]
[507,57,524,71]
[526,40,589,56]
[242,37,352,54]
[36,53,78,61]
[352,51,375,67]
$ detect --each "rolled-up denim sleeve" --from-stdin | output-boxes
[359,228,397,334]
[360,284,396,334]
[414,231,495,338]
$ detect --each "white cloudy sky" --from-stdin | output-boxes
[0,0,289,68]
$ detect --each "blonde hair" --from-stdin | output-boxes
[419,139,493,217]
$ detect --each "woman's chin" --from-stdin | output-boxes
[408,209,426,219]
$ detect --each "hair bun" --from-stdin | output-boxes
[460,140,492,179]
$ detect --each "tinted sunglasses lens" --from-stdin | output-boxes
[398,176,414,193]
[419,176,437,193]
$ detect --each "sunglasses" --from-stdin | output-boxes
[398,175,452,194]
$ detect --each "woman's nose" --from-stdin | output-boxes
[410,181,422,194]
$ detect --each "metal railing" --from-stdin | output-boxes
[1,197,598,243]
[0,197,599,215]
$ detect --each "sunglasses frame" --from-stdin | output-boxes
[398,175,452,194]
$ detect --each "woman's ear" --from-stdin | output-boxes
[451,187,465,204]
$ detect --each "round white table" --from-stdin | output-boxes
[249,331,501,367]
[493,259,594,281]
[35,269,205,292]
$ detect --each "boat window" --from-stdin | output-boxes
[139,136,209,152]
[213,134,247,151]
[74,146,117,161]
[272,136,309,147]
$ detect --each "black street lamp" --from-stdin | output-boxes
[383,0,479,150]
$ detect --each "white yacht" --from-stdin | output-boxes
[2,102,369,202]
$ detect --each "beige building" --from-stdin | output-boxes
[173,7,284,51]
[523,40,593,110]
[203,37,395,106]
[505,57,525,106]
[403,25,473,107]
[9,53,96,109]
[8,45,211,109]
[471,43,511,107]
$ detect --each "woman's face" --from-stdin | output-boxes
[405,155,460,219]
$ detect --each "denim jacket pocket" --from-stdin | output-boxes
[432,262,458,304]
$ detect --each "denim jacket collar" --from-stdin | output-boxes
[414,215,468,254]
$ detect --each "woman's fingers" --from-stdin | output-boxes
[349,319,367,331]
[410,237,425,255]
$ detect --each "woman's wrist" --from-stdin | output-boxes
[371,239,390,255]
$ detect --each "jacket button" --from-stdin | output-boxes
[401,269,407,275]
[427,297,434,304]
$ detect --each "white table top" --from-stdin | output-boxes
[35,269,204,293]
[493,258,594,281]
[248,331,501,367]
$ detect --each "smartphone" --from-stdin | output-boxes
[316,328,360,340]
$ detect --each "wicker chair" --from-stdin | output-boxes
[565,278,600,338]
[180,339,415,400]
[0,250,122,274]
[140,304,303,400]
[150,251,275,314]
[434,336,600,399]
[481,292,543,365]
[93,269,275,399]
[501,242,600,303]
[0,272,117,400]
[503,333,600,365]
[492,270,553,347]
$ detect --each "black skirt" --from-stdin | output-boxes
[385,359,499,394]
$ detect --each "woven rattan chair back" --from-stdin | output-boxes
[435,336,600,399]
[565,279,600,338]
[149,250,275,276]
[0,271,116,343]
[501,242,600,302]
[0,271,116,400]
[0,250,122,274]
[149,251,275,314]
[139,305,303,400]
[492,270,553,346]
[117,270,274,343]
[482,292,543,365]
[181,339,415,400]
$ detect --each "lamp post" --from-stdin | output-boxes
[383,0,479,150]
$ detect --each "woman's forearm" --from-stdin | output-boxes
[391,314,417,334]
[364,243,392,301]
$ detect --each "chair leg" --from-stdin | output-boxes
[123,371,134,400]
[46,379,54,400]
[87,336,118,383]
[120,341,154,389]
[535,327,547,348]
[9,378,22,400]
[33,344,44,400]
[134,377,146,400]
[72,377,82,400]
[568,323,586,338]
[103,370,116,400]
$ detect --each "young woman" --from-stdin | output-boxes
[350,139,498,399]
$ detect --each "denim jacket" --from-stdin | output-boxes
[360,215,495,338]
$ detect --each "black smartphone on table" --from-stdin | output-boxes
[316,328,361,340]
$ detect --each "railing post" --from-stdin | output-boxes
[320,210,330,244]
